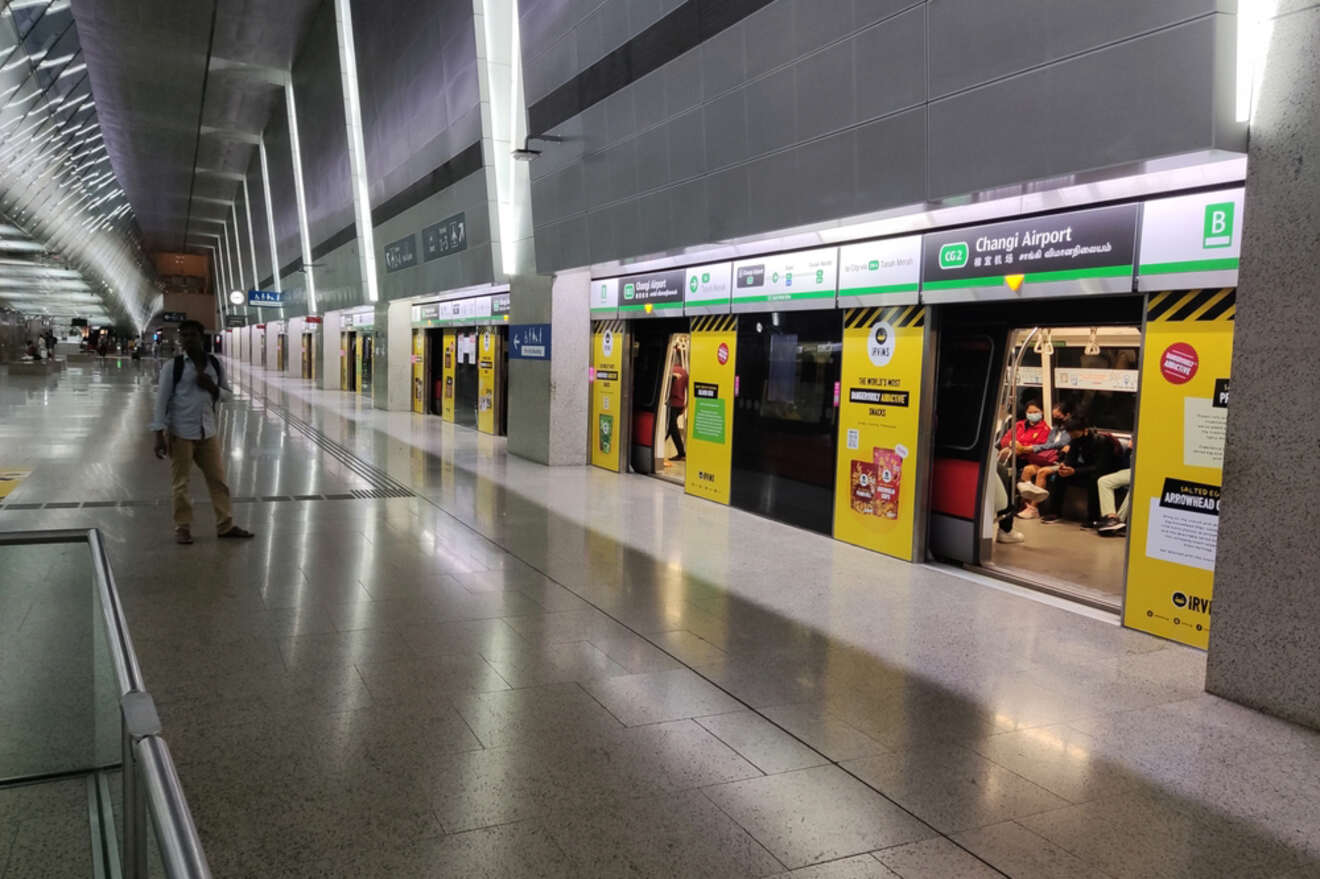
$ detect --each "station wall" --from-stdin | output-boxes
[518,0,1243,273]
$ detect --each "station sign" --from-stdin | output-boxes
[683,262,733,315]
[731,247,838,313]
[350,310,374,329]
[837,236,922,307]
[422,212,467,262]
[591,278,619,317]
[1137,188,1244,291]
[161,311,188,322]
[492,292,511,316]
[618,269,686,317]
[248,290,283,308]
[920,204,1139,302]
[510,323,551,360]
[383,233,418,272]
[224,315,246,328]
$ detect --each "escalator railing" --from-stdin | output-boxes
[0,529,210,878]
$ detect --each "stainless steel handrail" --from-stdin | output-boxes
[136,738,211,876]
[0,528,211,878]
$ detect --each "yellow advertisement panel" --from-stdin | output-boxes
[1124,288,1236,648]
[590,320,626,471]
[477,328,497,435]
[354,335,364,393]
[340,333,350,390]
[441,330,456,422]
[832,306,927,561]
[685,315,737,505]
[411,329,425,413]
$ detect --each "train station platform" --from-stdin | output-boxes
[3,358,1319,878]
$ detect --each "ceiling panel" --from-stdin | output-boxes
[72,0,321,255]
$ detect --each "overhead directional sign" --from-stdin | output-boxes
[510,323,552,359]
[248,290,283,308]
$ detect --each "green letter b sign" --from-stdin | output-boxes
[1203,202,1234,248]
[939,242,969,270]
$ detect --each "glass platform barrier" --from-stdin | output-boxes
[0,529,210,878]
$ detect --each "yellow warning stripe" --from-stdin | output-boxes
[845,306,927,329]
[591,319,625,334]
[691,315,737,333]
[1147,288,1236,323]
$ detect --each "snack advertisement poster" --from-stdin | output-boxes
[832,306,927,560]
[1124,288,1236,648]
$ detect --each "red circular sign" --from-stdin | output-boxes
[716,342,730,365]
[1160,342,1199,384]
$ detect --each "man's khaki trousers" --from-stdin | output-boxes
[169,434,233,533]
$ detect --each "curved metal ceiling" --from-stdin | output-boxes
[0,0,158,331]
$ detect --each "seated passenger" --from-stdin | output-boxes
[1017,401,1075,514]
[998,399,1052,516]
[1041,415,1124,526]
[1097,438,1133,537]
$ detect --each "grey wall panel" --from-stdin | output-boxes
[293,4,353,250]
[354,0,479,212]
[795,39,855,141]
[746,67,797,155]
[928,17,1226,199]
[519,0,1241,274]
[374,171,494,301]
[854,107,927,215]
[928,0,1227,98]
[263,91,301,272]
[246,157,271,287]
[743,0,795,79]
[854,5,927,121]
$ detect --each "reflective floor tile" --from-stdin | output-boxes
[696,710,829,775]
[481,640,631,687]
[953,821,1113,879]
[967,724,1142,804]
[703,765,937,870]
[583,667,744,726]
[355,654,511,706]
[653,628,729,666]
[451,683,626,749]
[768,854,901,878]
[844,742,1070,834]
[545,789,785,878]
[1018,790,1300,878]
[761,703,891,762]
[613,719,764,791]
[872,837,1004,878]
[278,627,419,671]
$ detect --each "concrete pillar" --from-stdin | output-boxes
[1206,4,1320,729]
[381,299,408,411]
[320,311,340,390]
[506,270,589,466]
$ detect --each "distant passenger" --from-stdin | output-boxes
[149,319,254,545]
[24,339,40,360]
[1041,415,1124,526]
[666,361,688,462]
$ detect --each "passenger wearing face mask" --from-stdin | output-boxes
[997,400,1054,518]
[1015,400,1074,517]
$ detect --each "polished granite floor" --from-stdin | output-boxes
[2,357,1319,878]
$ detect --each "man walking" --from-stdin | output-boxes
[149,320,254,545]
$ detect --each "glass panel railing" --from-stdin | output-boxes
[0,529,210,878]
